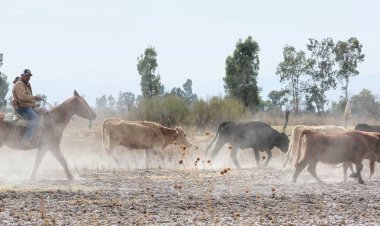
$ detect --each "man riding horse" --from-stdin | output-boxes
[1,85,97,180]
[12,69,42,147]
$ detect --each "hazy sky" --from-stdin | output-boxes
[1,0,379,107]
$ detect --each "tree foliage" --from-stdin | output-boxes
[267,89,289,110]
[305,38,337,113]
[95,94,117,116]
[170,79,198,104]
[276,45,306,114]
[0,53,9,110]
[224,36,260,109]
[350,89,380,119]
[137,46,164,98]
[334,37,365,102]
[117,91,136,116]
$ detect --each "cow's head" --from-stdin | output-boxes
[174,127,192,148]
[277,132,290,153]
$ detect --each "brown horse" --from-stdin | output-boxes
[0,90,96,180]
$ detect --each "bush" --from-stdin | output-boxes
[130,95,189,127]
[190,96,250,127]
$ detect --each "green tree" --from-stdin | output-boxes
[137,46,164,98]
[170,79,198,104]
[350,89,380,119]
[170,87,185,97]
[267,89,289,110]
[107,95,116,110]
[0,53,9,110]
[117,91,136,116]
[95,95,107,113]
[224,36,260,109]
[276,45,306,114]
[305,38,337,113]
[182,79,197,104]
[334,37,365,102]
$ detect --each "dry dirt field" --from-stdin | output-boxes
[1,121,380,225]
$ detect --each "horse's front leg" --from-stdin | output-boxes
[30,146,48,181]
[50,145,73,180]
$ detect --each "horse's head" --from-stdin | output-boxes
[72,90,97,120]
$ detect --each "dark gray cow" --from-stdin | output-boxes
[205,111,290,168]
[345,123,380,180]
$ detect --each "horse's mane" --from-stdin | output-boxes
[47,96,76,114]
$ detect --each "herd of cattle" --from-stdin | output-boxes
[101,113,380,185]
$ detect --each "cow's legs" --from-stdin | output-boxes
[210,140,226,160]
[230,147,241,169]
[30,146,48,181]
[282,144,293,168]
[253,149,260,167]
[50,145,73,180]
[369,160,375,180]
[355,161,364,184]
[307,161,324,184]
[282,154,290,168]
[343,163,348,182]
[264,150,272,167]
[145,149,150,169]
[292,158,310,183]
[105,141,121,166]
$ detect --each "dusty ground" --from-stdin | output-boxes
[1,123,380,225]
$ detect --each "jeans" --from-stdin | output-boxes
[16,107,39,141]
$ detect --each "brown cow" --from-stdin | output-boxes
[292,130,380,184]
[282,125,346,168]
[102,118,192,167]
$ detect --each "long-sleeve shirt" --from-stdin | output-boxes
[12,80,34,108]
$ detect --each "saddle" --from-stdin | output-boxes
[1,108,48,127]
[1,112,29,127]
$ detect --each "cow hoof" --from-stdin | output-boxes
[67,174,74,181]
[349,173,358,178]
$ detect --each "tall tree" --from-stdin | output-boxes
[350,89,380,119]
[276,45,306,114]
[0,53,9,110]
[334,37,365,103]
[268,89,289,110]
[107,95,116,110]
[117,91,136,115]
[182,79,198,104]
[305,38,337,113]
[224,36,260,109]
[137,46,164,98]
[170,79,198,104]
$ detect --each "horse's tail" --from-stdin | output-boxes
[205,122,228,155]
[295,129,312,167]
[102,119,110,152]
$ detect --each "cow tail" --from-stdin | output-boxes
[295,129,311,167]
[205,123,225,155]
[102,119,110,152]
